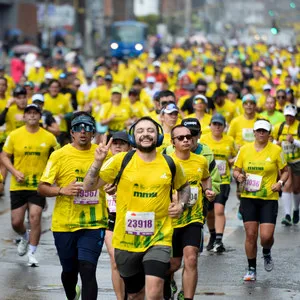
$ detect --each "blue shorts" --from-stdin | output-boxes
[53,228,105,272]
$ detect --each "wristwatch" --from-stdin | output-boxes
[278,180,284,187]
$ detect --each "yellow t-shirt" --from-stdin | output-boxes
[170,152,209,227]
[97,101,132,132]
[272,120,300,163]
[99,151,187,252]
[227,115,258,149]
[215,100,235,124]
[248,77,268,95]
[40,143,108,232]
[3,126,57,191]
[157,132,172,153]
[234,142,286,200]
[43,93,73,132]
[5,106,25,134]
[27,67,45,86]
[200,133,237,184]
[129,101,149,119]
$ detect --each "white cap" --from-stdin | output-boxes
[34,61,42,68]
[146,76,156,83]
[162,103,179,114]
[263,84,272,91]
[45,72,53,79]
[32,93,44,103]
[275,69,282,75]
[193,94,208,104]
[153,61,161,67]
[284,104,297,117]
[253,120,271,131]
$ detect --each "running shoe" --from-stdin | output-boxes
[263,255,274,272]
[293,210,299,224]
[281,214,292,226]
[206,236,215,251]
[243,267,256,281]
[17,237,29,256]
[170,279,177,295]
[177,290,184,300]
[74,285,81,300]
[213,241,226,253]
[27,252,39,267]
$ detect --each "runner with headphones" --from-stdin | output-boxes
[84,116,190,300]
[38,112,108,300]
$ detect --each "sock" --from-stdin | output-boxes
[209,229,216,240]
[281,192,292,216]
[22,231,29,241]
[262,248,271,256]
[29,244,37,254]
[216,233,223,242]
[248,258,256,269]
[293,193,300,211]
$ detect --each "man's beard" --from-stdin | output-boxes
[136,135,157,153]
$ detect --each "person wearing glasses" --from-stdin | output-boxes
[157,90,176,112]
[234,119,288,281]
[201,114,237,252]
[169,124,215,300]
[275,89,287,112]
[185,94,211,135]
[273,104,300,226]
[38,112,108,300]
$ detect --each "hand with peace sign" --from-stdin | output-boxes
[94,134,113,165]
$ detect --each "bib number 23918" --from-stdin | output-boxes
[125,212,155,236]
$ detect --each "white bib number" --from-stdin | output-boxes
[74,190,99,205]
[125,212,155,236]
[242,128,255,142]
[245,174,262,192]
[282,141,295,154]
[106,194,116,213]
[189,187,199,206]
[216,160,226,175]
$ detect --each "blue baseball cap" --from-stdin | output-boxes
[242,94,256,103]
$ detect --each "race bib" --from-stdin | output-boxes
[54,115,61,125]
[282,141,295,154]
[216,159,226,175]
[245,174,262,192]
[242,128,255,142]
[74,190,99,205]
[189,186,199,206]
[125,211,155,236]
[106,194,116,213]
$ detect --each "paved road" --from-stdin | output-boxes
[0,179,300,300]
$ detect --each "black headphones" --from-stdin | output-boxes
[128,116,164,148]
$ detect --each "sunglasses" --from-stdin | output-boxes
[194,99,206,105]
[277,96,286,99]
[161,101,175,107]
[173,134,193,141]
[72,124,94,132]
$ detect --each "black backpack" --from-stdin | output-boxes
[112,150,176,201]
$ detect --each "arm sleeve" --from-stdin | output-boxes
[0,108,9,126]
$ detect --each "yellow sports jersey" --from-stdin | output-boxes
[100,151,187,252]
[44,93,73,132]
[186,113,211,135]
[4,74,15,95]
[5,106,25,134]
[95,85,112,105]
[76,90,86,110]
[215,100,235,124]
[227,115,258,149]
[248,77,268,95]
[272,120,300,163]
[234,142,286,200]
[27,67,45,86]
[232,99,244,117]
[157,132,172,153]
[97,101,132,132]
[170,152,209,227]
[3,126,57,191]
[139,89,154,110]
[222,66,243,82]
[0,95,9,142]
[200,133,237,184]
[40,144,108,232]
[129,101,149,118]
[148,110,160,123]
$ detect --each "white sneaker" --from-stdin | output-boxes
[17,238,29,256]
[27,252,39,267]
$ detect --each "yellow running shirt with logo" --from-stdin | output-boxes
[5,106,25,134]
[40,143,108,232]
[3,126,58,191]
[201,133,237,184]
[272,120,300,164]
[234,142,286,200]
[99,151,187,252]
[170,152,209,228]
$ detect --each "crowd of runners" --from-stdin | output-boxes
[0,41,299,299]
